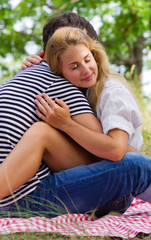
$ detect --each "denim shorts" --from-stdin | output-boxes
[0,152,151,218]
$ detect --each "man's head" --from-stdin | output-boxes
[43,12,98,51]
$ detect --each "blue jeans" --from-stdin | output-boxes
[0,152,151,218]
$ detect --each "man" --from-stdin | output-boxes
[0,12,151,218]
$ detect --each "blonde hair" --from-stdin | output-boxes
[46,27,129,111]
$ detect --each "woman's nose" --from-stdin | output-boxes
[81,64,89,75]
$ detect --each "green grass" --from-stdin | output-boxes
[0,233,113,240]
[134,85,151,159]
[1,232,151,240]
[0,81,151,240]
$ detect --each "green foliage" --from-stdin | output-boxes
[0,0,150,79]
[97,0,151,75]
[147,59,151,69]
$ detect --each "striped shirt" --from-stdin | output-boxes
[0,61,93,206]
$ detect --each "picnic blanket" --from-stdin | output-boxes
[0,198,151,239]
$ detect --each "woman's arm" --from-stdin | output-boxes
[35,93,135,162]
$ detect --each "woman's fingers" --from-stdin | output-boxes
[34,99,47,116]
[42,93,68,110]
[35,95,50,115]
[35,94,68,116]
[36,109,46,121]
[55,98,69,109]
[42,93,57,108]
[35,94,71,130]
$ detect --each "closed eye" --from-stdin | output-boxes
[85,58,91,63]
[71,64,78,70]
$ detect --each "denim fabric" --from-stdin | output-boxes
[0,152,151,218]
[94,194,134,218]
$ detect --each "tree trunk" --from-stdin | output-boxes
[133,36,145,80]
[112,36,145,81]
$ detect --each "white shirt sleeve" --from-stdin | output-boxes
[96,81,143,140]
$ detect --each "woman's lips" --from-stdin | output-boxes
[82,73,93,82]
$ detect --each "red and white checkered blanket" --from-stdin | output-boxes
[0,198,151,238]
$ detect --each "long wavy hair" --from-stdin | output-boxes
[46,27,129,111]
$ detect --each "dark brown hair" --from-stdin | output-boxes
[43,12,98,51]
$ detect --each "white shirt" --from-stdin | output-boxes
[96,77,143,151]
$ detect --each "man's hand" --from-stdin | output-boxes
[21,51,44,70]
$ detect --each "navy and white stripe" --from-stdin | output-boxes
[0,61,93,207]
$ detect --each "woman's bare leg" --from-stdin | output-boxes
[0,122,95,200]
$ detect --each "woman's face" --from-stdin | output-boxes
[61,44,98,88]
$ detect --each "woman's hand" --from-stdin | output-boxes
[35,93,72,130]
[21,51,44,70]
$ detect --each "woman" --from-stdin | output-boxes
[0,27,148,217]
